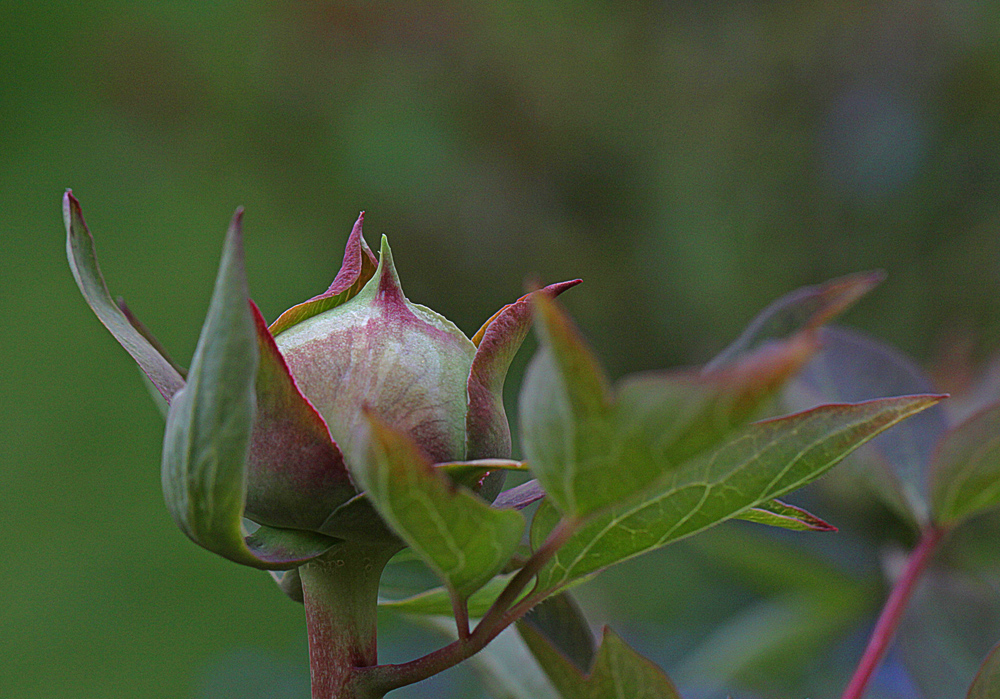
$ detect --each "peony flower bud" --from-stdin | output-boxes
[66,192,578,566]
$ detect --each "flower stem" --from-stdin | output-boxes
[840,525,946,699]
[298,541,399,699]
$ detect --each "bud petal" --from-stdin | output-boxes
[275,236,477,470]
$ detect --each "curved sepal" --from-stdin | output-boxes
[354,413,525,598]
[245,303,358,531]
[161,210,334,570]
[466,280,581,461]
[268,212,377,336]
[64,191,185,402]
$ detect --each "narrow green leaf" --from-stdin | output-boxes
[117,297,188,378]
[735,499,836,532]
[64,191,185,402]
[161,210,335,569]
[969,642,1000,699]
[356,415,526,598]
[931,403,1000,526]
[519,624,682,699]
[520,293,616,518]
[786,326,948,523]
[268,212,378,336]
[530,395,943,595]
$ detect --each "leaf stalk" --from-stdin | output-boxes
[840,525,947,699]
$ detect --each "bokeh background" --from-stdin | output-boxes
[5,2,1000,698]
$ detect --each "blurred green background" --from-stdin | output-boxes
[4,2,1000,698]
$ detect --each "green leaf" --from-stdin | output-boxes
[931,403,1000,526]
[267,212,378,336]
[969,642,1000,699]
[161,209,336,569]
[520,283,860,520]
[705,270,883,371]
[519,293,616,518]
[735,498,836,532]
[530,395,943,595]
[355,415,526,598]
[64,191,185,402]
[521,593,596,673]
[786,326,948,524]
[519,624,682,699]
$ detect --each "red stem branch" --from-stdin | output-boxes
[840,525,946,699]
[357,517,579,695]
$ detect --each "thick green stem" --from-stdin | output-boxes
[299,542,399,699]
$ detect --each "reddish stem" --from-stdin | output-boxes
[299,542,399,699]
[840,525,946,699]
[358,516,579,695]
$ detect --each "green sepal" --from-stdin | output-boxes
[354,414,526,598]
[466,280,581,460]
[269,567,304,603]
[244,301,357,532]
[160,209,336,569]
[518,624,682,699]
[64,191,185,402]
[735,498,837,532]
